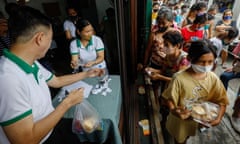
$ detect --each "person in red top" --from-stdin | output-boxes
[181,13,207,52]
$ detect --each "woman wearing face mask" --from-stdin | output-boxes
[204,5,218,39]
[145,30,189,83]
[70,19,106,72]
[143,8,180,104]
[215,9,236,33]
[144,7,179,68]
[63,6,81,41]
[215,9,236,68]
[181,13,207,52]
[162,40,229,144]
[181,2,207,27]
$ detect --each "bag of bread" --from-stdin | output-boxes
[191,102,219,127]
[72,99,101,134]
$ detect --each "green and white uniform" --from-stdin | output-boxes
[70,35,106,71]
[0,49,54,144]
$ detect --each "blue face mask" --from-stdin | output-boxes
[191,64,213,73]
[223,16,232,20]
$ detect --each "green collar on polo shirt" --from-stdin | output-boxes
[76,37,93,50]
[3,49,40,83]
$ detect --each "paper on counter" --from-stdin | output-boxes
[62,81,93,98]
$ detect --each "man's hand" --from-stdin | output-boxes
[65,88,84,106]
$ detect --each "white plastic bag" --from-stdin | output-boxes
[72,99,101,134]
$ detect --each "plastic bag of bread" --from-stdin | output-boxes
[72,99,101,134]
[191,102,219,127]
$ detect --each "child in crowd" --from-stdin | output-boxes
[215,9,237,68]
[181,2,207,27]
[162,40,229,144]
[181,13,207,52]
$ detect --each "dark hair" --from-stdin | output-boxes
[162,30,183,48]
[188,40,217,63]
[206,13,214,21]
[189,3,198,12]
[65,6,78,14]
[157,7,174,22]
[208,4,218,13]
[106,7,115,18]
[226,27,239,39]
[193,13,207,24]
[223,9,233,17]
[217,27,239,40]
[152,2,160,8]
[8,6,52,43]
[195,2,207,11]
[75,19,91,39]
[5,2,19,16]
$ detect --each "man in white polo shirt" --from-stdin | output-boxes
[0,6,103,144]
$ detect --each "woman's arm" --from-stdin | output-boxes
[65,30,73,40]
[209,104,226,126]
[84,50,104,68]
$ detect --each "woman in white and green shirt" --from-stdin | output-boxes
[70,19,106,71]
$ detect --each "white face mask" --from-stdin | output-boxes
[191,64,213,73]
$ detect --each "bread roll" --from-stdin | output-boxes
[82,118,97,133]
[192,105,206,115]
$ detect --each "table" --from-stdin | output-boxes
[52,75,122,144]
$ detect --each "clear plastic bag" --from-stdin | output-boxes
[72,99,101,134]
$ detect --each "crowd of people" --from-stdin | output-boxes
[0,0,240,144]
[143,0,240,143]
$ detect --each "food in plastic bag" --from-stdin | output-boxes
[191,102,219,126]
[72,100,101,134]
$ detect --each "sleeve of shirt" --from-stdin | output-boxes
[180,28,187,41]
[208,73,229,106]
[162,75,181,107]
[70,40,79,55]
[36,61,53,82]
[0,76,32,126]
[95,36,104,52]
[63,20,70,31]
[179,57,190,67]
